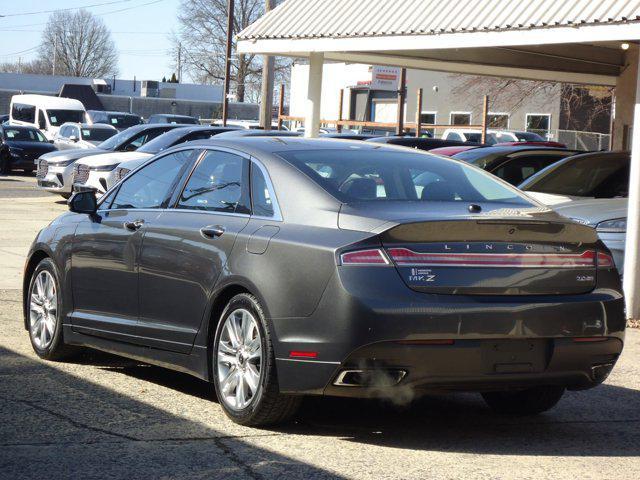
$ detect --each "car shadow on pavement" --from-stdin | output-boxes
[0,346,346,479]
[92,351,640,458]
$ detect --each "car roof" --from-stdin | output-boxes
[214,130,302,138]
[11,94,85,110]
[62,122,116,129]
[149,113,197,119]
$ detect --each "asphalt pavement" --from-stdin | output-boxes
[1,173,640,479]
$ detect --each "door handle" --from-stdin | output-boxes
[124,219,145,231]
[200,225,225,239]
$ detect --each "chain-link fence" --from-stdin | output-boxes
[533,129,611,151]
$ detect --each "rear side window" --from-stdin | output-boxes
[251,163,275,217]
[110,149,195,209]
[177,150,249,213]
[12,103,36,123]
[279,149,531,205]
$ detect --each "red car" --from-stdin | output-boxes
[495,141,567,148]
[429,145,483,156]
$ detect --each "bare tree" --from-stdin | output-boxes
[450,75,612,133]
[0,59,50,75]
[37,9,118,78]
[172,0,289,103]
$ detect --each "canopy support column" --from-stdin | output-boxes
[623,52,640,320]
[305,52,324,138]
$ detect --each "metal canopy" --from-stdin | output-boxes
[237,0,640,86]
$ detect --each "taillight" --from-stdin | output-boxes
[596,251,614,269]
[340,248,390,266]
[386,248,597,268]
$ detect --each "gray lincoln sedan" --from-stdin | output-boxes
[23,138,625,426]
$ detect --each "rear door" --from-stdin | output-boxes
[136,148,251,352]
[70,148,196,342]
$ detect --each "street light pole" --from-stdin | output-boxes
[222,0,235,126]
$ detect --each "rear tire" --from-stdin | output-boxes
[482,386,565,415]
[27,258,80,361]
[212,293,301,426]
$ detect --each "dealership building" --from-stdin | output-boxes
[238,0,640,319]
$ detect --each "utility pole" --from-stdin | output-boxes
[259,0,276,129]
[396,68,407,136]
[222,0,235,126]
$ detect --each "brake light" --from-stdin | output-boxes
[596,251,614,269]
[386,248,597,268]
[340,248,389,265]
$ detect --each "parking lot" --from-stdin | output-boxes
[0,173,639,479]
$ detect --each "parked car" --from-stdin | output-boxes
[87,110,143,131]
[429,145,483,157]
[215,119,289,130]
[147,113,199,125]
[24,137,624,427]
[441,129,499,144]
[321,132,380,140]
[366,136,481,151]
[519,151,629,205]
[554,198,628,276]
[10,94,86,140]
[453,146,577,185]
[74,126,237,193]
[214,130,302,138]
[0,125,56,174]
[53,123,117,151]
[36,123,186,198]
[495,140,568,148]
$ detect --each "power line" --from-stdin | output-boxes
[0,0,135,18]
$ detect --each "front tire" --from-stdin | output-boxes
[482,386,565,415]
[27,258,79,361]
[212,293,301,426]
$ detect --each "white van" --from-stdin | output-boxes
[10,94,87,140]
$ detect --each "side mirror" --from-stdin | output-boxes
[68,190,97,214]
[69,135,78,142]
[48,139,54,144]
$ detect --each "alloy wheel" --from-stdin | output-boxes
[216,308,263,410]
[29,270,58,350]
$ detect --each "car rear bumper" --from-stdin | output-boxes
[272,267,625,396]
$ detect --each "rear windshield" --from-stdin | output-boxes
[515,132,544,141]
[521,154,630,198]
[3,127,47,142]
[47,109,85,126]
[107,114,142,128]
[81,127,116,141]
[279,149,531,205]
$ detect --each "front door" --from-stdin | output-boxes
[137,149,251,352]
[70,148,197,343]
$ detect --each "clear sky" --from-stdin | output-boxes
[0,0,182,81]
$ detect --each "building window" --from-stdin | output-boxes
[450,112,472,125]
[488,113,509,129]
[526,114,551,134]
[420,111,436,136]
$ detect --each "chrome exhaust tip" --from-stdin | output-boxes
[333,369,407,387]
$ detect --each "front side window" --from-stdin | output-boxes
[280,149,531,205]
[177,150,249,213]
[110,149,196,209]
